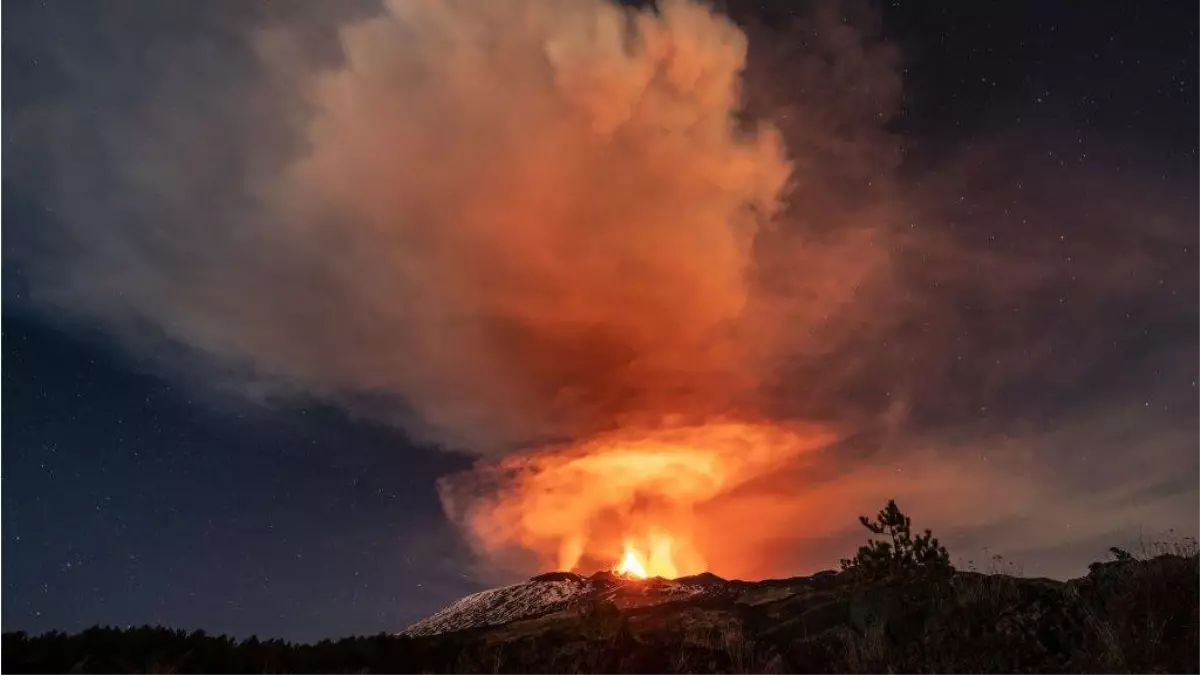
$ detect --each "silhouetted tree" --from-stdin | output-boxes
[839,499,952,581]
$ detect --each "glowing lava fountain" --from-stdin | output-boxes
[615,547,649,579]
[614,532,680,579]
[439,421,840,581]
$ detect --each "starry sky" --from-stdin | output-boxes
[4,0,1197,642]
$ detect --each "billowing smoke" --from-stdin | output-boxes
[19,0,856,452]
[10,0,1195,579]
[273,0,796,452]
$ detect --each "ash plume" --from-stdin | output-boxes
[9,0,1195,579]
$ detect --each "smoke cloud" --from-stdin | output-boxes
[273,0,797,451]
[10,0,1195,579]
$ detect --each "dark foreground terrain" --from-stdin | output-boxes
[4,551,1197,674]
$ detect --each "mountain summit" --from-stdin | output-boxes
[403,571,733,637]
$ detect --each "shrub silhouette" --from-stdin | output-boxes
[839,499,952,581]
[1108,545,1134,563]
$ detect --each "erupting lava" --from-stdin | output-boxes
[439,421,840,580]
[614,533,679,579]
[615,547,649,579]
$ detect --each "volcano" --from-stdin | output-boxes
[402,570,734,637]
[394,555,1198,673]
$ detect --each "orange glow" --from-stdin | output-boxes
[614,532,680,579]
[439,420,840,580]
[278,0,898,583]
[615,545,649,579]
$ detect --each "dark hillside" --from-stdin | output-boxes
[8,502,1196,673]
[5,551,1196,674]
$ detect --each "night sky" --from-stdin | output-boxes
[4,0,1197,642]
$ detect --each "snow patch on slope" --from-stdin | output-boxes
[402,572,732,637]
[402,575,593,637]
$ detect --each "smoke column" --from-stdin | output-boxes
[11,0,1194,579]
[276,0,798,452]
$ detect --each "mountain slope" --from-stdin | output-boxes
[396,554,1198,674]
[402,573,594,637]
[402,571,724,637]
[2,553,1194,673]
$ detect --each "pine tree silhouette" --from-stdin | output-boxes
[839,499,952,580]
